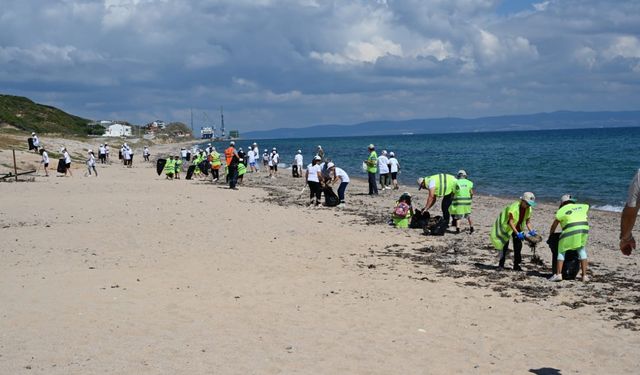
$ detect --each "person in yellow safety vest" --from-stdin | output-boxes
[210,147,221,182]
[548,194,590,282]
[392,192,414,228]
[193,150,203,177]
[364,144,378,195]
[163,156,175,180]
[174,156,182,180]
[417,173,458,227]
[237,158,247,184]
[449,170,475,234]
[490,192,537,271]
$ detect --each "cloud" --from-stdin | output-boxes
[0,0,638,131]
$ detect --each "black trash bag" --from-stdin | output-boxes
[186,165,196,180]
[186,152,191,161]
[410,209,429,229]
[547,233,581,280]
[156,158,166,176]
[199,160,210,176]
[323,185,340,207]
[56,158,66,173]
[292,164,299,178]
[423,215,447,236]
[27,137,35,150]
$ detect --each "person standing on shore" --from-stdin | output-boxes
[306,155,323,206]
[225,141,240,189]
[548,194,590,282]
[490,192,538,271]
[620,168,640,255]
[98,144,106,164]
[86,150,98,177]
[62,147,73,177]
[262,149,269,171]
[378,150,390,190]
[365,144,378,195]
[143,146,150,162]
[417,173,457,226]
[271,149,280,177]
[210,147,221,182]
[104,144,110,163]
[252,143,260,171]
[31,132,40,153]
[328,162,349,207]
[388,152,400,190]
[294,150,303,178]
[180,147,188,169]
[39,148,49,177]
[317,145,324,161]
[247,146,258,173]
[449,170,474,234]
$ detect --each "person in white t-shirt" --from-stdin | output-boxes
[377,150,390,190]
[98,144,106,164]
[270,149,280,177]
[31,132,40,152]
[247,148,257,173]
[40,147,49,177]
[86,150,98,177]
[104,144,110,163]
[388,152,400,190]
[620,168,640,255]
[62,147,73,177]
[306,155,323,206]
[293,150,303,178]
[143,146,150,162]
[252,143,260,171]
[328,162,350,207]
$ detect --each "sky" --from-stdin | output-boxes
[1,0,639,133]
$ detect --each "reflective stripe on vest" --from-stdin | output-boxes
[556,204,590,253]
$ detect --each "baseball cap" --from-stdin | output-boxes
[313,155,321,161]
[457,169,467,177]
[417,177,425,190]
[521,192,537,207]
[327,162,335,168]
[230,141,235,145]
[368,144,375,149]
[297,149,301,153]
[389,152,395,157]
[560,194,576,204]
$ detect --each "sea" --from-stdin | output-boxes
[201,127,640,212]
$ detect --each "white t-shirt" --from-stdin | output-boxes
[32,136,39,146]
[248,150,256,163]
[626,169,640,208]
[307,164,320,182]
[181,149,187,158]
[41,151,49,164]
[143,148,149,156]
[87,154,96,166]
[104,146,109,154]
[388,157,399,173]
[124,149,131,160]
[272,153,279,164]
[99,146,106,155]
[378,155,389,174]
[294,154,303,166]
[63,151,71,164]
[334,167,350,183]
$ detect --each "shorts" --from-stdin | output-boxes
[65,163,71,168]
[557,247,587,261]
[44,163,49,167]
[452,214,470,219]
[391,172,398,179]
[250,162,256,167]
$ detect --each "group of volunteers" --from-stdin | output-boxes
[364,144,401,194]
[305,145,350,207]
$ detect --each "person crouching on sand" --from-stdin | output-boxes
[490,192,538,271]
[164,156,175,180]
[328,162,349,208]
[174,156,182,179]
[548,194,590,282]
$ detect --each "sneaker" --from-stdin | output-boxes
[513,265,523,271]
[469,227,474,234]
[582,275,590,283]
[548,274,563,282]
[455,228,460,234]
[336,203,345,209]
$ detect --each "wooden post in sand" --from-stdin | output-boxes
[12,149,18,181]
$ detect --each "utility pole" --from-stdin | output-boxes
[190,108,194,135]
[220,106,225,139]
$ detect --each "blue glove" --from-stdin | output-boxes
[528,230,537,237]
[516,232,525,240]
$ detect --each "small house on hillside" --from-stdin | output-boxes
[103,123,132,137]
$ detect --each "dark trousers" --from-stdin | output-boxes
[212,169,219,180]
[337,182,348,203]
[499,234,523,268]
[228,166,238,188]
[308,181,321,202]
[368,172,378,195]
[441,193,453,225]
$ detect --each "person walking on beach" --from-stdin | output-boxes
[388,152,400,190]
[247,146,258,173]
[365,144,378,195]
[293,150,303,178]
[417,173,457,226]
[328,162,349,207]
[620,168,640,255]
[490,192,538,271]
[180,147,188,168]
[104,143,110,163]
[252,143,260,171]
[123,144,132,168]
[548,194,590,282]
[210,147,221,182]
[262,149,269,171]
[225,141,240,189]
[449,170,474,234]
[378,150,391,190]
[143,146,150,162]
[39,148,49,177]
[317,145,324,161]
[306,155,323,206]
[86,150,98,177]
[62,147,73,177]
[31,132,40,153]
[98,144,106,164]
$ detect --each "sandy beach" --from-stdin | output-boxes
[1,138,639,374]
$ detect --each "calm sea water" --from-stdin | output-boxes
[203,127,640,211]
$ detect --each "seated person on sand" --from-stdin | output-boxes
[392,192,414,228]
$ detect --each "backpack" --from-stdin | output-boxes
[394,202,411,218]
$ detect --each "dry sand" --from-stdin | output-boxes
[1,138,639,374]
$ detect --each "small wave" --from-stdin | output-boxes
[592,204,624,213]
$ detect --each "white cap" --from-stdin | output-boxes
[264,149,267,152]
[327,162,335,168]
[457,169,467,177]
[230,141,235,145]
[61,147,66,152]
[389,152,395,157]
[253,142,257,146]
[273,147,277,150]
[317,145,322,148]
[521,192,537,207]
[313,155,322,161]
[560,194,576,204]
[368,144,375,149]
[208,143,211,146]
[297,149,302,153]
[88,149,93,153]
[382,150,387,155]
[31,132,36,135]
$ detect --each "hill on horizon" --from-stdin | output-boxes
[243,110,640,139]
[0,94,100,135]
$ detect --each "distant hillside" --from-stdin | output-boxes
[244,111,640,139]
[0,94,100,135]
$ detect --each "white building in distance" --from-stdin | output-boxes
[103,123,132,137]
